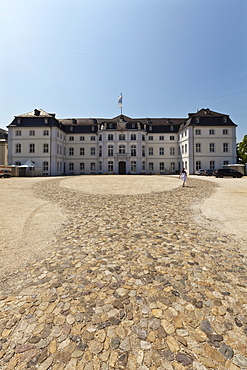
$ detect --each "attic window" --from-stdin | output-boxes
[34,109,40,116]
[44,118,48,124]
[149,126,152,131]
[170,125,173,131]
[72,119,77,125]
[17,118,21,124]
[92,126,95,131]
[195,117,200,123]
[223,116,227,123]
[70,126,73,132]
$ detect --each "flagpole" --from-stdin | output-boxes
[118,93,123,115]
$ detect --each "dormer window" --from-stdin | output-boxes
[17,118,21,124]
[44,118,49,124]
[149,126,152,131]
[170,125,173,131]
[195,117,200,123]
[109,123,113,129]
[92,126,95,131]
[70,126,73,132]
[223,116,227,123]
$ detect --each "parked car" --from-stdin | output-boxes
[202,169,214,176]
[213,169,243,178]
[195,169,205,175]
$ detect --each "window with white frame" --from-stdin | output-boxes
[29,143,35,153]
[131,161,136,172]
[15,161,21,166]
[149,162,153,171]
[91,136,96,141]
[119,145,125,154]
[99,135,102,141]
[43,143,49,153]
[80,136,85,141]
[196,161,201,171]
[209,143,215,152]
[108,161,113,172]
[209,160,215,170]
[108,145,113,157]
[43,130,49,136]
[99,146,102,157]
[182,145,184,154]
[57,144,59,154]
[91,147,96,156]
[149,147,153,155]
[131,145,136,156]
[69,136,74,141]
[15,130,21,136]
[80,148,85,156]
[159,136,164,141]
[170,162,175,171]
[69,147,74,156]
[160,162,165,171]
[16,143,21,153]
[29,130,35,136]
[209,129,215,135]
[99,162,102,171]
[108,134,114,141]
[223,143,229,152]
[159,147,164,155]
[223,160,229,166]
[148,136,153,141]
[69,163,74,171]
[170,147,175,156]
[131,134,136,140]
[185,144,187,153]
[142,161,145,171]
[195,143,201,152]
[119,134,125,141]
[91,162,96,171]
[195,129,201,135]
[80,163,85,171]
[170,135,175,140]
[43,162,49,171]
[223,129,228,135]
[142,135,145,141]
[142,146,145,157]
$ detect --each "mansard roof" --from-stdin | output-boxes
[0,128,8,140]
[15,109,56,118]
[181,108,237,129]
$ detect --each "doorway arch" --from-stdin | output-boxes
[118,161,126,174]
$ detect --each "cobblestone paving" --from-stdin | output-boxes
[0,177,247,369]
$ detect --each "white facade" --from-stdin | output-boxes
[7,108,237,175]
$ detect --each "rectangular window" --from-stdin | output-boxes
[99,135,102,141]
[80,148,85,156]
[131,161,136,172]
[159,147,164,156]
[149,147,153,155]
[209,129,215,135]
[80,136,85,141]
[196,143,201,153]
[142,135,145,141]
[43,162,49,171]
[69,148,74,156]
[99,162,102,171]
[119,134,125,141]
[170,162,175,171]
[223,143,229,152]
[91,136,96,141]
[43,143,49,153]
[159,136,164,141]
[149,163,154,171]
[185,144,187,153]
[119,145,125,154]
[131,145,136,156]
[142,161,145,171]
[209,160,215,170]
[57,144,59,154]
[16,144,21,153]
[223,160,229,166]
[91,163,96,171]
[108,161,113,172]
[69,163,74,171]
[142,146,145,157]
[196,161,201,171]
[43,130,49,136]
[160,162,165,171]
[30,143,35,153]
[223,129,228,135]
[108,145,114,157]
[131,134,136,140]
[209,143,215,152]
[170,136,175,140]
[99,146,102,157]
[195,129,201,135]
[80,163,85,171]
[29,130,35,136]
[182,145,184,154]
[69,136,74,141]
[108,134,114,141]
[91,147,96,156]
[170,147,175,156]
[15,130,21,136]
[148,136,153,141]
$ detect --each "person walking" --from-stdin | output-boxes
[179,168,187,187]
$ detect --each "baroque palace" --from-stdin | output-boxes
[7,108,237,176]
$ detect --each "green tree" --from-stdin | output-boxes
[237,135,247,164]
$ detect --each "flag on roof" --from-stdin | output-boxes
[118,94,123,108]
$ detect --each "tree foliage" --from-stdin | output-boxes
[237,135,247,164]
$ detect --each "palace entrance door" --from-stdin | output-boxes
[118,161,126,174]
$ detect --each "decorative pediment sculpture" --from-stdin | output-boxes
[116,117,126,131]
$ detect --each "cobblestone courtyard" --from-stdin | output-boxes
[0,176,247,369]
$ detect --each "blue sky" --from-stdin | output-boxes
[0,0,246,141]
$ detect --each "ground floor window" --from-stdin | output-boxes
[99,162,102,171]
[43,161,49,171]
[15,161,21,166]
[131,161,136,172]
[91,162,96,171]
[223,160,229,166]
[159,162,165,171]
[69,163,74,171]
[142,161,145,171]
[170,162,175,171]
[196,161,201,171]
[149,162,153,171]
[80,162,85,171]
[108,161,113,172]
[209,160,215,170]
